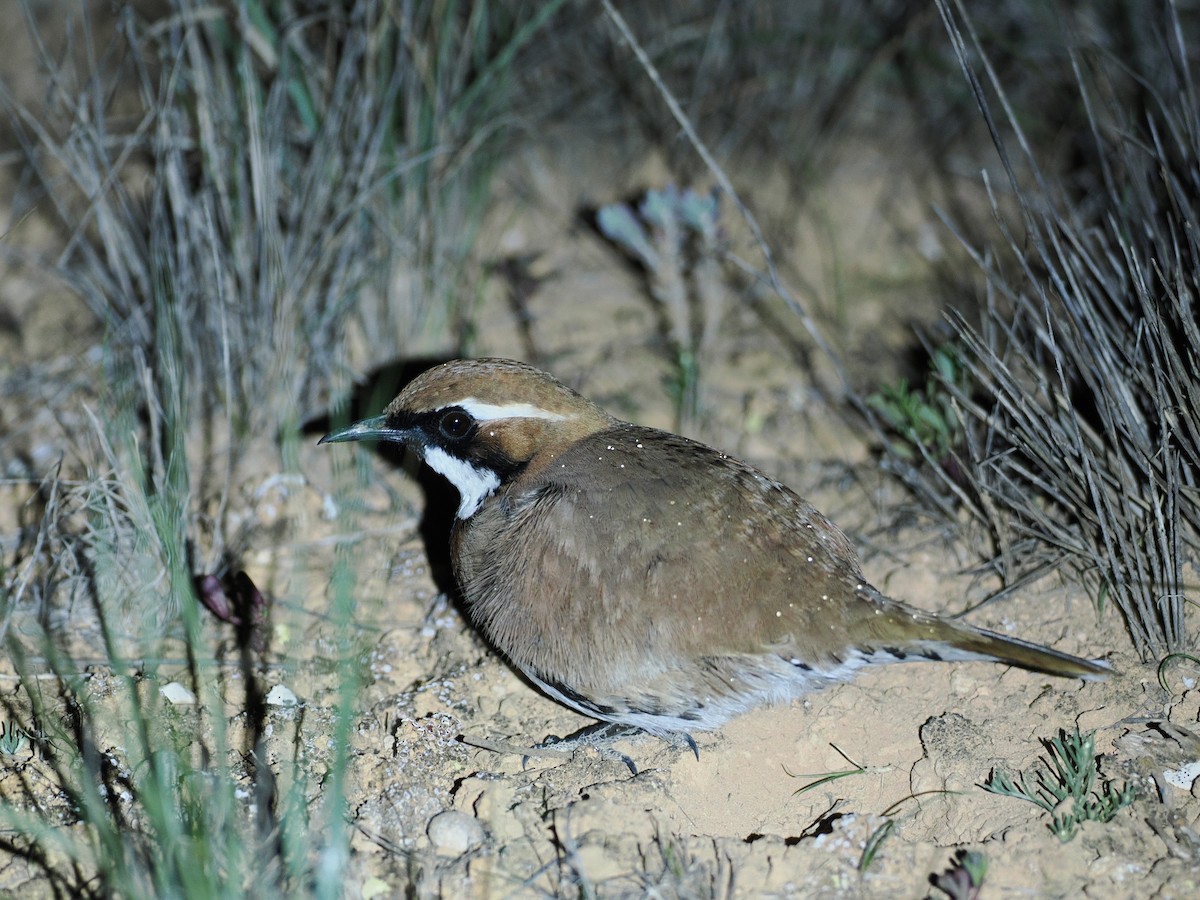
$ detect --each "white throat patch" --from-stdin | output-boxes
[423,445,501,519]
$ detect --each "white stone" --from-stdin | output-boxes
[159,682,196,705]
[427,810,486,856]
[265,684,299,707]
[1164,759,1200,790]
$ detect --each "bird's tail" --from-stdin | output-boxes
[933,623,1112,679]
[855,591,1113,680]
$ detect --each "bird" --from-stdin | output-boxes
[320,357,1109,741]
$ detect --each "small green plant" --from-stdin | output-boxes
[982,729,1135,841]
[858,818,894,873]
[931,849,987,900]
[786,743,873,796]
[867,346,966,465]
[597,186,726,432]
[0,722,28,756]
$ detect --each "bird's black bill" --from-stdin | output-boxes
[319,414,407,445]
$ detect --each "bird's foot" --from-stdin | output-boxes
[530,722,699,775]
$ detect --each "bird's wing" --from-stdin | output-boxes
[466,425,871,669]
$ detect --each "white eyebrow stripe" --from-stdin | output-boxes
[458,399,569,422]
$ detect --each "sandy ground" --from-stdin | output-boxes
[2,112,1199,899]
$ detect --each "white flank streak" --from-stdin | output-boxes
[424,446,500,519]
[459,398,568,422]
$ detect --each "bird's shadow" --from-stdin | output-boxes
[304,355,459,597]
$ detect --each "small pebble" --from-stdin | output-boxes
[1164,760,1200,791]
[159,682,196,705]
[360,877,391,899]
[265,684,299,707]
[427,810,486,856]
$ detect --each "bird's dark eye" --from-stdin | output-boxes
[438,409,474,440]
